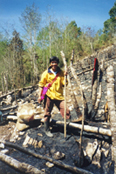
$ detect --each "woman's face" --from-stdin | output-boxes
[50,61,58,71]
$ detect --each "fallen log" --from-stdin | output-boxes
[0,85,38,100]
[3,116,111,137]
[0,90,16,100]
[1,141,93,174]
[0,105,18,111]
[6,115,17,120]
[51,120,111,137]
[76,68,93,76]
[0,151,42,174]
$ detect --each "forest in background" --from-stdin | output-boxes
[0,2,116,92]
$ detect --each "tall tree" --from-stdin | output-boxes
[9,30,24,87]
[37,21,63,67]
[62,21,82,59]
[19,3,41,84]
[64,21,81,40]
[2,30,24,89]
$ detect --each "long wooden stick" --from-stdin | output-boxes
[1,141,93,174]
[60,51,67,138]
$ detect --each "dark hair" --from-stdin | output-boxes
[49,56,59,64]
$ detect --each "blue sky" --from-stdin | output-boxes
[0,0,115,35]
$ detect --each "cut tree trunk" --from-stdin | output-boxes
[51,120,111,137]
[0,151,42,174]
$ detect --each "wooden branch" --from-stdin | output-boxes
[0,151,42,174]
[76,68,93,76]
[1,141,93,174]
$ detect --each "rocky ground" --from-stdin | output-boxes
[0,86,114,174]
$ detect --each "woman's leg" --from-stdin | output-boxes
[44,96,54,121]
[55,100,70,119]
[44,96,54,137]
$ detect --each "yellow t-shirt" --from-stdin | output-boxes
[38,67,67,100]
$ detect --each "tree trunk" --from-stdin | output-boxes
[1,72,5,93]
[67,74,82,118]
[70,49,86,147]
[51,120,111,137]
[107,65,116,173]
[0,152,42,174]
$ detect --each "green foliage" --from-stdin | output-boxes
[64,21,81,40]
[103,2,116,34]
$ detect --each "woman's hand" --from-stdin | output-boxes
[38,96,41,104]
[64,71,68,76]
[38,87,43,103]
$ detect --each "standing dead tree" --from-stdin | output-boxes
[107,65,116,174]
[90,57,104,120]
[1,72,5,93]
[70,49,87,145]
[1,72,8,93]
[67,74,82,119]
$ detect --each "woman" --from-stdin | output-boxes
[38,56,71,137]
